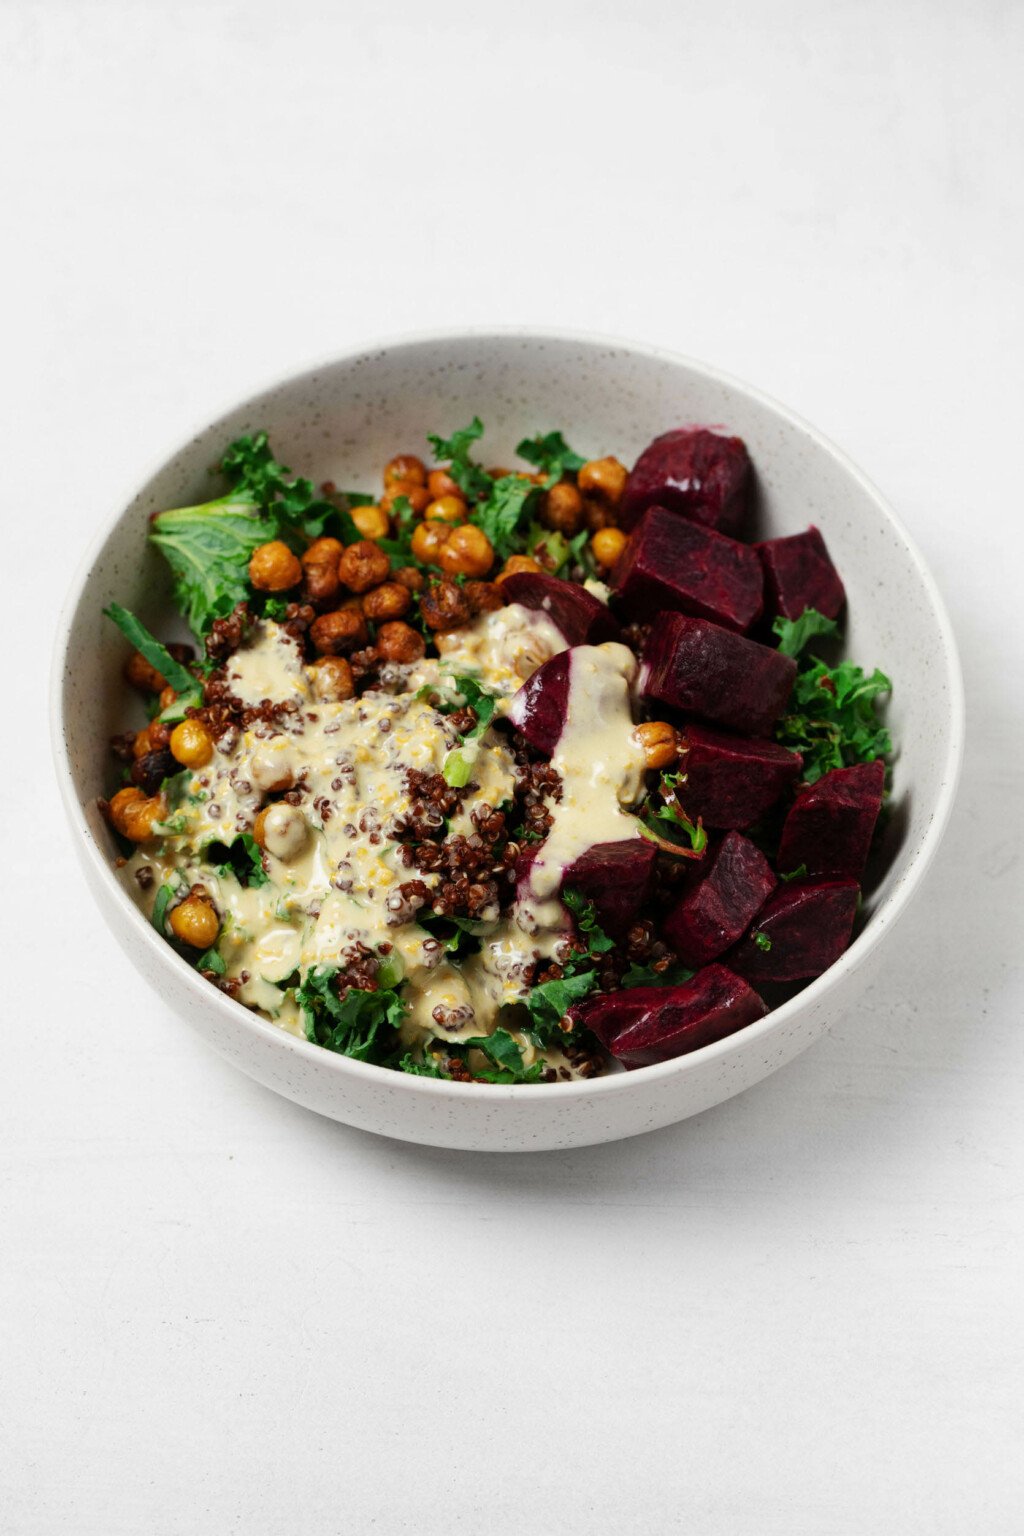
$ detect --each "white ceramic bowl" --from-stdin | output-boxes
[52,329,964,1152]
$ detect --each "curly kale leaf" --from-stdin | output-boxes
[775,659,892,784]
[297,968,407,1062]
[772,607,841,658]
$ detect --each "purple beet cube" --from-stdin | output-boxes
[576,965,768,1068]
[676,724,803,829]
[612,505,764,633]
[756,525,846,621]
[641,614,796,737]
[564,838,657,939]
[728,878,859,982]
[662,831,777,967]
[620,428,752,536]
[777,760,885,880]
[507,649,571,755]
[500,571,621,645]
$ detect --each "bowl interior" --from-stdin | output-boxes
[57,332,961,1071]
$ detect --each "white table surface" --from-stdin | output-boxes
[3,3,1022,1531]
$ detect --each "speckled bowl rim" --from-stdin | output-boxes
[50,325,965,1105]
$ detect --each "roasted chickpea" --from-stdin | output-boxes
[383,454,427,488]
[158,685,177,713]
[427,468,461,500]
[310,603,368,655]
[301,535,344,605]
[376,620,427,664]
[540,481,584,536]
[381,482,431,515]
[109,786,165,842]
[309,655,356,702]
[338,540,391,594]
[495,554,543,584]
[486,466,512,479]
[421,577,472,632]
[249,540,302,592]
[410,520,453,566]
[394,566,426,593]
[170,717,214,768]
[423,494,468,525]
[438,524,495,579]
[108,786,146,835]
[464,579,505,615]
[363,581,412,621]
[169,894,220,949]
[250,742,297,791]
[253,803,307,861]
[591,526,629,569]
[583,497,615,532]
[124,651,166,693]
[635,720,679,770]
[350,503,391,541]
[578,456,628,506]
[303,535,344,567]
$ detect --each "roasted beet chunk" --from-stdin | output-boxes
[729,879,859,982]
[575,965,767,1068]
[500,571,621,645]
[620,428,752,536]
[612,506,764,633]
[677,724,803,829]
[663,832,777,967]
[777,759,885,879]
[756,525,846,621]
[507,649,571,755]
[564,838,657,940]
[641,614,796,737]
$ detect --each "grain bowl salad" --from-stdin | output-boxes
[102,419,893,1082]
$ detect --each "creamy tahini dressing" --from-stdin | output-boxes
[515,643,646,944]
[119,605,644,1072]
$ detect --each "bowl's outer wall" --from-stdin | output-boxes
[57,334,961,1151]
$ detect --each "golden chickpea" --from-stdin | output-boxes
[350,503,391,541]
[583,497,615,532]
[310,655,356,702]
[427,468,461,500]
[464,579,505,615]
[253,803,307,861]
[394,566,426,593]
[124,651,166,693]
[301,536,344,603]
[540,481,584,536]
[169,895,220,949]
[384,454,427,488]
[591,526,629,569]
[132,722,162,760]
[303,535,344,568]
[423,494,468,525]
[439,524,495,579]
[376,621,427,664]
[363,581,412,621]
[635,721,679,770]
[108,785,146,835]
[170,718,214,768]
[338,540,390,594]
[495,554,543,584]
[109,786,165,842]
[410,520,453,566]
[486,466,512,480]
[578,456,628,506]
[420,577,472,632]
[381,481,431,516]
[310,603,368,655]
[158,685,177,713]
[249,540,302,592]
[250,743,297,791]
